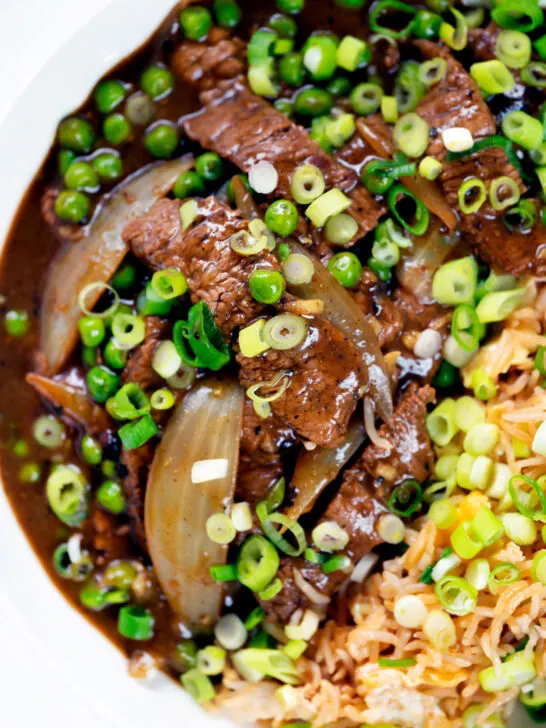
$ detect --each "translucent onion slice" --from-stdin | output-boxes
[41,155,194,374]
[144,377,244,632]
[26,372,110,434]
[287,241,393,422]
[287,420,366,521]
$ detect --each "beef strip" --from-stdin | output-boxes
[237,399,296,505]
[237,315,366,447]
[183,78,386,239]
[468,21,502,62]
[123,316,169,392]
[415,41,546,276]
[123,196,366,446]
[171,34,246,92]
[262,383,435,621]
[123,196,280,336]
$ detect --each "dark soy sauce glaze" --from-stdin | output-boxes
[0,0,371,673]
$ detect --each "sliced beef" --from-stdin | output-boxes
[124,196,366,446]
[261,384,434,621]
[414,40,496,162]
[183,78,385,239]
[123,316,169,392]
[334,132,376,180]
[237,315,366,448]
[468,21,502,62]
[351,268,404,349]
[415,41,546,276]
[172,35,246,92]
[120,442,153,551]
[361,382,435,486]
[123,196,280,336]
[237,399,296,505]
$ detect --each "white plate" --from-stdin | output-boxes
[0,1,537,726]
[0,2,228,727]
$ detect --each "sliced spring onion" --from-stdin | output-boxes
[387,184,429,236]
[46,465,88,527]
[475,288,525,324]
[262,313,307,350]
[502,110,543,151]
[110,383,150,420]
[214,613,248,651]
[432,257,478,306]
[377,514,406,544]
[118,415,158,450]
[393,595,427,629]
[305,188,351,228]
[470,506,505,547]
[496,30,532,69]
[393,113,430,158]
[312,521,349,551]
[509,474,546,520]
[435,575,478,616]
[451,304,482,352]
[210,564,238,582]
[463,424,499,457]
[442,127,474,154]
[465,559,490,592]
[150,268,188,300]
[491,1,543,33]
[451,521,483,560]
[479,652,536,693]
[257,504,306,557]
[282,254,314,285]
[152,340,182,380]
[336,35,367,72]
[426,398,458,447]
[229,230,267,257]
[246,371,291,413]
[369,0,417,39]
[439,7,468,51]
[231,502,253,532]
[290,164,325,204]
[206,513,237,545]
[237,534,280,592]
[532,551,546,585]
[489,563,520,594]
[470,60,515,95]
[490,176,520,211]
[111,313,146,350]
[258,577,283,600]
[173,301,230,371]
[428,499,457,530]
[418,156,442,181]
[502,513,537,546]
[503,199,536,232]
[388,480,423,518]
[181,669,216,704]
[180,199,200,231]
[232,649,299,685]
[197,645,226,676]
[78,281,120,319]
[423,609,456,651]
[521,61,546,88]
[381,95,398,123]
[418,58,447,86]
[324,213,358,245]
[457,178,486,215]
[33,414,65,448]
[238,319,270,359]
[377,657,417,668]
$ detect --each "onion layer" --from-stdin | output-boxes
[287,241,393,422]
[41,156,194,374]
[287,420,366,521]
[144,377,244,632]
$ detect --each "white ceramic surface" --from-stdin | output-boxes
[0,2,228,727]
[0,1,535,726]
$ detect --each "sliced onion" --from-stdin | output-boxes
[287,420,366,521]
[26,372,110,434]
[145,377,244,632]
[293,569,330,606]
[396,219,460,303]
[350,553,379,583]
[287,241,393,422]
[41,155,194,374]
[363,397,392,450]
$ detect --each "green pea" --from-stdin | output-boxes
[54,190,91,223]
[268,12,298,38]
[279,52,304,86]
[278,242,291,261]
[137,283,172,316]
[145,122,179,159]
[412,9,441,39]
[101,459,118,478]
[294,87,333,117]
[64,161,99,192]
[80,581,107,611]
[104,561,138,590]
[103,339,128,370]
[78,316,105,347]
[327,252,362,288]
[140,65,175,101]
[82,346,98,368]
[92,153,123,182]
[265,199,298,236]
[274,98,294,116]
[195,152,224,183]
[103,113,132,145]
[86,365,121,403]
[19,463,41,484]
[227,174,251,204]
[111,264,136,293]
[58,117,95,153]
[432,360,459,389]
[174,170,206,199]
[96,480,127,514]
[367,256,392,283]
[334,0,365,7]
[179,6,213,40]
[248,269,286,305]
[13,439,29,458]
[4,309,30,338]
[276,0,304,14]
[214,0,241,29]
[58,149,76,175]
[94,79,127,114]
[327,76,352,97]
[81,434,103,466]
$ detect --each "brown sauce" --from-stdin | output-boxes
[0,0,375,672]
